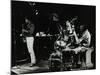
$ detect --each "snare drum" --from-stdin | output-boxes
[54,40,66,50]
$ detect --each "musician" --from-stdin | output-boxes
[49,13,61,35]
[63,17,78,43]
[77,24,91,68]
[21,18,36,66]
[55,20,75,49]
[78,25,91,47]
[63,19,78,47]
[54,19,78,51]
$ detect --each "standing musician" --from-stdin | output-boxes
[20,18,36,66]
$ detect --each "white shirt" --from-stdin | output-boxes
[79,29,91,47]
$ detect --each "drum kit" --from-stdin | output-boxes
[49,39,78,71]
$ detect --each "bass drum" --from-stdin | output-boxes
[48,51,62,71]
[62,50,75,70]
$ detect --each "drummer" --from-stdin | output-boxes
[63,20,79,51]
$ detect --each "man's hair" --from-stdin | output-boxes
[80,24,88,29]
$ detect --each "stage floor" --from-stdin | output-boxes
[11,60,50,74]
[11,59,94,74]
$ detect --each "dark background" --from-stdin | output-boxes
[11,1,96,67]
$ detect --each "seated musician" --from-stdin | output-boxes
[54,17,78,50]
[60,20,82,69]
[63,20,79,50]
[78,24,92,68]
[78,24,91,47]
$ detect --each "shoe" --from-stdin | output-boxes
[29,63,36,67]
